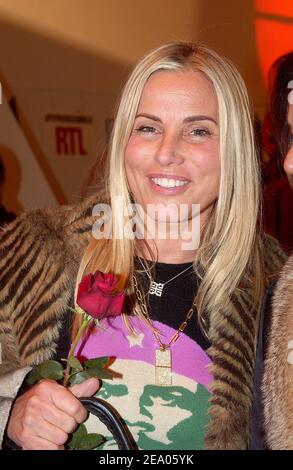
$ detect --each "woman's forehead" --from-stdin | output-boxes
[144,69,214,93]
[138,70,218,115]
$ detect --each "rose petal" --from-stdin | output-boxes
[77,271,125,320]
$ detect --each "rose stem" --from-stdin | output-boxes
[63,318,91,387]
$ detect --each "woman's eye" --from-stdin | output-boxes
[135,125,157,133]
[190,128,211,137]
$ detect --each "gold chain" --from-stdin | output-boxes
[132,274,197,351]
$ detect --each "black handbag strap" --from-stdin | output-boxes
[80,397,136,450]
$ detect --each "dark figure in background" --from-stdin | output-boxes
[0,157,16,227]
[262,50,293,449]
[251,50,293,449]
[262,52,293,254]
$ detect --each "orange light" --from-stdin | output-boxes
[256,0,293,17]
[255,0,293,87]
[255,17,293,87]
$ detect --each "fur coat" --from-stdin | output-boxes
[262,254,293,449]
[0,195,285,450]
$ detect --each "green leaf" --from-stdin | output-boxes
[85,367,114,380]
[77,433,105,450]
[84,357,110,369]
[26,368,42,385]
[68,357,83,371]
[69,371,91,385]
[67,424,87,449]
[36,360,64,381]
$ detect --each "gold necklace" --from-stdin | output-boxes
[132,274,197,386]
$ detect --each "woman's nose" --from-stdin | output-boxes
[154,133,184,166]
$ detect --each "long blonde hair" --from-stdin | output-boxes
[75,42,264,334]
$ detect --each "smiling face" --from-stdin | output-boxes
[124,70,220,226]
[284,104,293,188]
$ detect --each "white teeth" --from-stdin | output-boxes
[151,177,188,188]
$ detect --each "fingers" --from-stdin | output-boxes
[41,402,78,434]
[8,406,67,450]
[35,421,68,447]
[7,378,100,450]
[50,390,87,424]
[7,379,88,449]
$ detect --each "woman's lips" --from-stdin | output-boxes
[148,175,190,195]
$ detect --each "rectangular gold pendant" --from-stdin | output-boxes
[155,348,172,386]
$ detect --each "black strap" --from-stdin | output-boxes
[80,397,136,450]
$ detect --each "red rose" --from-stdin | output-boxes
[77,271,125,320]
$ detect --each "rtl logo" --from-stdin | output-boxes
[55,126,87,156]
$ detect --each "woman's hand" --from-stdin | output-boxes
[7,377,100,450]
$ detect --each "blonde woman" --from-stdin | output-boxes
[0,42,284,450]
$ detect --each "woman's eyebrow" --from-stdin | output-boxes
[135,113,161,122]
[135,113,217,125]
[184,115,217,125]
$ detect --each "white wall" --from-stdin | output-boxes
[0,0,266,207]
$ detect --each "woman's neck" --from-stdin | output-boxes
[137,238,196,264]
[136,214,203,263]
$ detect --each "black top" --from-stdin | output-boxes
[135,259,210,351]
